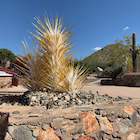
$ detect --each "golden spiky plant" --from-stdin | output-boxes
[15,42,44,91]
[16,17,87,92]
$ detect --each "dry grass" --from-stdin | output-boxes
[16,17,87,92]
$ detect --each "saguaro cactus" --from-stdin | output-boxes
[130,33,139,72]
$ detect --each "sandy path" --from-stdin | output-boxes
[84,81,140,98]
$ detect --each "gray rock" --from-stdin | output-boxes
[8,125,17,137]
[12,125,32,140]
[131,112,138,125]
[117,120,130,134]
[26,90,127,109]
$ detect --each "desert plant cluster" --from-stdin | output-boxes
[15,17,87,93]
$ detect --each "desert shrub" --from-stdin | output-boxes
[15,17,87,93]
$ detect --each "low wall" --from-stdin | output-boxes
[2,99,140,140]
[101,73,140,87]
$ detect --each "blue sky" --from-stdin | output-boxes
[0,0,140,59]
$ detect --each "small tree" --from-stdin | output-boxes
[0,48,16,67]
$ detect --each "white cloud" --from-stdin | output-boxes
[93,47,102,51]
[123,26,130,31]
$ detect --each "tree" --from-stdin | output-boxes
[0,49,16,67]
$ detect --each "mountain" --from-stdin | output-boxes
[81,43,133,73]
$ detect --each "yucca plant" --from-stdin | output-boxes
[16,17,87,92]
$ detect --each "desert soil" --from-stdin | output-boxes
[84,80,140,98]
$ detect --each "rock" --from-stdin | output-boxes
[30,96,39,106]
[37,128,60,140]
[53,96,58,101]
[55,128,72,140]
[78,136,96,140]
[71,123,83,135]
[26,90,127,109]
[4,132,12,140]
[65,95,70,101]
[51,118,65,129]
[8,126,16,137]
[135,134,140,140]
[98,117,113,134]
[1,103,7,106]
[80,112,100,134]
[100,110,107,117]
[33,128,40,137]
[136,108,140,115]
[115,119,130,134]
[127,133,136,140]
[51,118,76,135]
[102,133,112,140]
[12,125,32,140]
[107,115,116,122]
[123,106,135,116]
[95,109,101,115]
[112,132,121,139]
[41,124,50,130]
[131,112,138,125]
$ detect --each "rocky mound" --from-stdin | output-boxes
[27,91,131,109]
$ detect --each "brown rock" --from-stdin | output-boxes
[123,106,135,116]
[78,136,96,140]
[99,117,113,134]
[37,127,60,140]
[127,133,136,140]
[80,112,99,134]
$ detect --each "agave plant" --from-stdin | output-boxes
[16,17,87,92]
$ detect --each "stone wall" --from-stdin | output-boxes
[101,73,140,87]
[3,99,140,140]
[0,76,12,88]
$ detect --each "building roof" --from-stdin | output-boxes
[0,71,13,77]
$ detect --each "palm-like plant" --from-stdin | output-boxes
[16,17,87,92]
